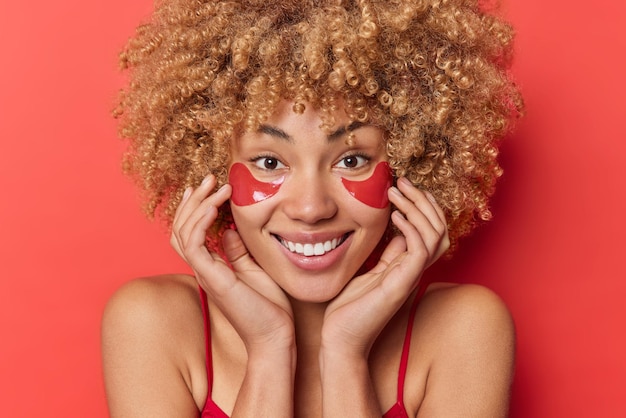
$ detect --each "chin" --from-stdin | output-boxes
[279,276,349,304]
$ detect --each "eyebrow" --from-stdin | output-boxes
[328,121,365,141]
[257,121,366,143]
[258,125,291,140]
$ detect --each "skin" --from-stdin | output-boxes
[102,100,516,418]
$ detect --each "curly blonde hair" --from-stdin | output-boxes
[115,0,523,252]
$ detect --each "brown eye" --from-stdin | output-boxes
[343,156,358,168]
[264,158,278,169]
[253,157,285,170]
[337,155,368,169]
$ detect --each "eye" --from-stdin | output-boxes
[336,154,369,169]
[253,156,285,170]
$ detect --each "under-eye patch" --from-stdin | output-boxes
[229,163,284,206]
[341,162,393,209]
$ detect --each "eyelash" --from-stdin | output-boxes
[250,154,285,171]
[249,152,372,171]
[335,152,371,169]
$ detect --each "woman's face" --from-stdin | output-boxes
[228,100,391,303]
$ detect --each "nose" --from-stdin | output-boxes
[281,171,338,224]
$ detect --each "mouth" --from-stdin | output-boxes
[273,233,351,257]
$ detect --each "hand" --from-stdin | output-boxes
[170,175,295,351]
[321,177,449,356]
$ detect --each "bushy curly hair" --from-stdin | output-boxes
[115,0,523,252]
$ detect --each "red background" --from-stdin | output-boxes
[1,1,625,416]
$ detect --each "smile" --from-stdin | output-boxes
[275,233,350,257]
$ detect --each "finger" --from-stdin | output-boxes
[170,187,193,260]
[390,209,429,265]
[172,176,216,238]
[392,206,449,269]
[388,186,440,251]
[176,184,231,247]
[222,228,250,267]
[424,190,447,226]
[222,230,282,300]
[416,189,450,261]
[370,233,423,304]
[172,186,193,225]
[184,206,242,295]
[395,177,446,234]
[172,175,216,228]
[170,232,186,262]
[368,234,407,274]
[431,227,450,263]
[171,176,215,256]
[389,181,447,255]
[184,205,220,262]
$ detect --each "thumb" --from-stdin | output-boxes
[368,235,407,274]
[222,229,256,272]
[221,229,287,309]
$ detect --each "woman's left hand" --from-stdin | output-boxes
[321,177,450,356]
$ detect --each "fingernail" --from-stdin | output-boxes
[201,175,213,187]
[389,186,402,196]
[182,187,192,201]
[398,177,412,186]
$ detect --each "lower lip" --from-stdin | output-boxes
[275,234,353,271]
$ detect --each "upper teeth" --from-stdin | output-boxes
[280,237,341,257]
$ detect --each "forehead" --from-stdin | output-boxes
[232,99,386,155]
[241,96,368,135]
[260,99,353,132]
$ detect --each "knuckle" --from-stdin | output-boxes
[441,235,451,251]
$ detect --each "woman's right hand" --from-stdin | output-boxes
[170,175,295,352]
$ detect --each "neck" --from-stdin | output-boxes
[290,297,327,351]
[289,297,328,413]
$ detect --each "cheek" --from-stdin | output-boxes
[229,163,284,206]
[341,162,393,209]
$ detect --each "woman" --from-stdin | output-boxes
[102,0,523,416]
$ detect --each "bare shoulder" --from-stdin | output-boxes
[419,282,515,338]
[408,283,515,417]
[102,274,204,352]
[101,274,206,417]
[103,274,201,324]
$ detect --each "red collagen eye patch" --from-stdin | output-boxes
[229,163,284,206]
[341,162,393,209]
